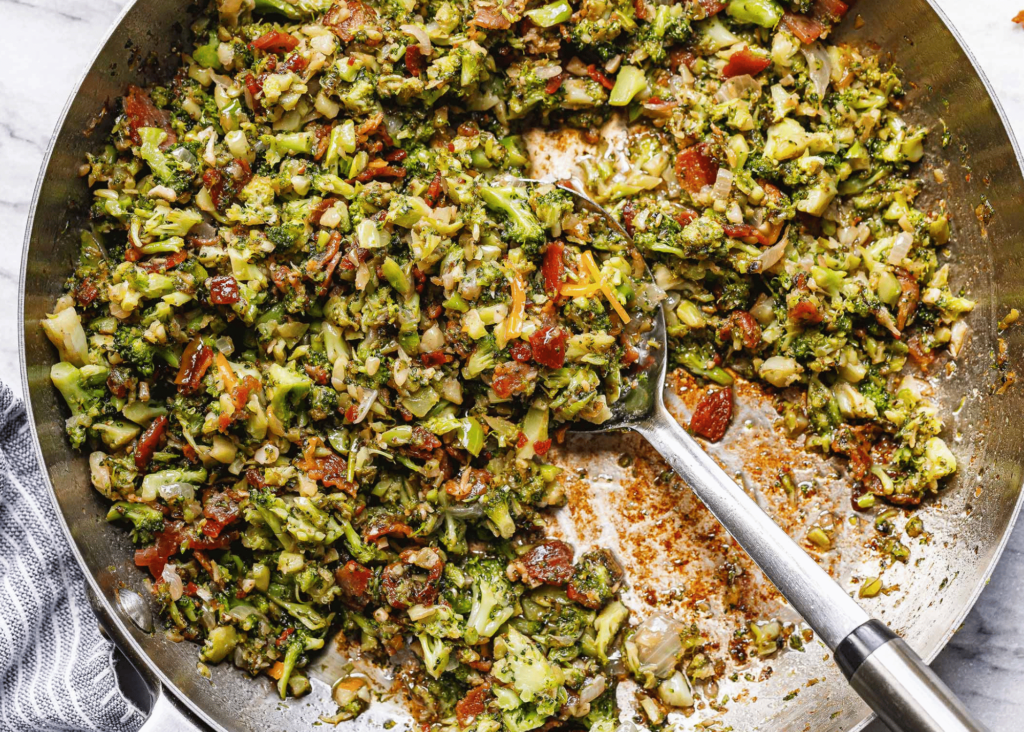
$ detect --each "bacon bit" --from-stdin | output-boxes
[325,0,381,44]
[244,73,264,114]
[406,427,442,460]
[586,64,615,90]
[781,12,825,44]
[424,172,444,207]
[202,491,240,539]
[364,517,415,542]
[445,468,491,501]
[252,31,300,53]
[175,337,214,396]
[384,148,408,162]
[907,335,936,372]
[182,443,198,463]
[634,0,648,20]
[690,388,733,442]
[789,300,824,325]
[492,361,534,399]
[309,197,341,226]
[405,44,424,76]
[134,415,168,470]
[622,346,640,366]
[355,165,407,182]
[670,48,697,72]
[542,241,565,297]
[832,425,872,482]
[723,223,770,246]
[674,209,699,227]
[299,440,354,493]
[814,0,849,23]
[719,311,762,350]
[456,685,492,728]
[471,0,526,29]
[138,250,188,273]
[281,54,308,73]
[533,439,552,456]
[894,268,920,331]
[245,468,266,489]
[106,368,132,399]
[697,0,726,14]
[123,85,176,147]
[519,540,573,585]
[529,326,567,369]
[381,554,443,609]
[275,628,296,648]
[74,278,99,307]
[306,231,342,280]
[621,200,637,238]
[336,560,374,605]
[675,144,720,195]
[184,582,198,597]
[124,246,142,262]
[421,350,452,367]
[267,662,285,681]
[134,522,237,578]
[545,73,564,94]
[312,123,333,162]
[509,340,533,363]
[304,362,330,386]
[207,275,241,305]
[723,48,771,79]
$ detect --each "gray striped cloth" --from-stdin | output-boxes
[0,385,143,732]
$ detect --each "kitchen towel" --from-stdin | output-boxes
[0,384,143,732]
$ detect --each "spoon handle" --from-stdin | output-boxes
[635,399,987,732]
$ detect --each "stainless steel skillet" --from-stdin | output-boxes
[18,1,1024,730]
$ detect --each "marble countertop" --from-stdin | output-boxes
[2,1,1022,729]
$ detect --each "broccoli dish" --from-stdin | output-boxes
[42,0,973,728]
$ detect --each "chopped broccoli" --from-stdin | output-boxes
[50,361,109,448]
[266,363,313,429]
[568,550,623,609]
[106,501,165,543]
[493,627,564,713]
[480,186,546,247]
[463,557,518,643]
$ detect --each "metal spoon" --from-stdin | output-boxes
[542,180,987,732]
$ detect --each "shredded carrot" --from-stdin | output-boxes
[582,251,631,324]
[215,352,238,391]
[559,282,601,297]
[505,274,526,339]
[268,662,285,680]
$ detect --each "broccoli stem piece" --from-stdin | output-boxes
[277,636,305,699]
[382,257,412,296]
[609,66,648,106]
[200,625,238,664]
[726,0,783,27]
[525,0,572,27]
[106,501,165,543]
[464,557,517,643]
[252,0,331,19]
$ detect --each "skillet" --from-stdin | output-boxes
[19,0,1024,729]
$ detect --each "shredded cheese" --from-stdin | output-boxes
[582,251,631,324]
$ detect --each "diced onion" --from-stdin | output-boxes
[711,168,733,201]
[161,564,184,601]
[887,232,914,265]
[636,282,667,313]
[350,388,378,424]
[801,42,832,101]
[950,320,970,359]
[758,229,790,271]
[535,64,563,80]
[579,675,607,704]
[716,74,760,103]
[419,324,445,353]
[158,482,196,503]
[634,614,686,679]
[400,24,433,55]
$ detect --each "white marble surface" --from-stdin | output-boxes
[2,0,1023,729]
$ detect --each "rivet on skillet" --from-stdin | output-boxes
[116,587,154,634]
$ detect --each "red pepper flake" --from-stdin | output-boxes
[586,64,615,90]
[533,439,552,456]
[545,73,564,94]
[516,432,529,449]
[276,627,296,647]
[252,31,300,53]
[689,388,733,442]
[207,275,241,305]
[723,223,770,246]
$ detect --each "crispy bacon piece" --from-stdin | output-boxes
[207,275,241,305]
[545,73,564,94]
[364,516,415,542]
[689,388,733,442]
[719,311,762,350]
[814,0,849,22]
[894,268,920,331]
[586,64,615,90]
[674,209,699,227]
[542,241,565,296]
[252,31,300,53]
[245,468,266,489]
[355,165,407,182]
[445,468,491,501]
[325,0,381,44]
[281,53,308,73]
[670,48,697,72]
[424,171,444,207]
[675,144,720,195]
[244,73,264,114]
[832,425,872,482]
[406,427,442,460]
[175,338,214,396]
[134,415,168,470]
[336,560,374,606]
[509,340,533,363]
[74,278,99,307]
[220,375,260,431]
[781,12,824,44]
[381,552,443,609]
[520,540,574,585]
[907,335,936,372]
[299,441,355,493]
[138,250,188,273]
[456,685,491,728]
[202,491,240,539]
[723,48,771,78]
[106,368,132,399]
[533,439,552,455]
[471,0,526,29]
[384,148,408,162]
[405,44,424,76]
[491,361,534,399]
[134,522,237,578]
[723,223,770,246]
[529,326,567,369]
[697,0,726,14]
[789,300,824,325]
[420,350,452,368]
[123,85,176,147]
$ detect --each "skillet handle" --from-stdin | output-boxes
[635,399,988,732]
[136,683,207,732]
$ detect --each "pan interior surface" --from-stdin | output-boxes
[19,1,1024,730]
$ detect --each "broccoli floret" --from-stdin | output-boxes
[463,336,496,378]
[91,419,141,451]
[141,468,208,499]
[583,689,619,732]
[106,501,165,543]
[252,0,333,19]
[634,4,691,63]
[266,363,313,428]
[417,634,452,679]
[463,557,518,643]
[481,488,517,540]
[567,549,623,609]
[50,361,109,449]
[340,519,392,565]
[309,385,340,421]
[493,627,564,714]
[480,186,546,247]
[41,306,91,366]
[529,188,575,232]
[114,326,156,376]
[592,600,629,663]
[136,129,199,193]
